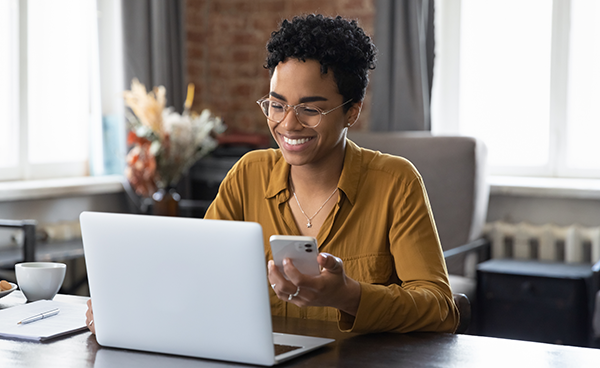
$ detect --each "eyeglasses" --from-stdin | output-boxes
[256,95,352,128]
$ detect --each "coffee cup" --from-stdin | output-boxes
[15,262,67,301]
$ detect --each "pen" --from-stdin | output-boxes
[17,308,60,325]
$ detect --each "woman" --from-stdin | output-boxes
[87,14,458,334]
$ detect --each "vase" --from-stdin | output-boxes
[152,187,181,216]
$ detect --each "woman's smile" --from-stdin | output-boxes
[279,134,316,152]
[283,136,313,146]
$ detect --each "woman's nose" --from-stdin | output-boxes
[279,108,303,130]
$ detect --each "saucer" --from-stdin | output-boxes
[0,282,18,299]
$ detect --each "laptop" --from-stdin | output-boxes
[80,211,334,366]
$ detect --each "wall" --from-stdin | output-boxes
[184,0,376,134]
[0,192,129,248]
[487,194,600,228]
[0,193,128,296]
[0,194,127,225]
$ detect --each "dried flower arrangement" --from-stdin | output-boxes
[124,79,225,197]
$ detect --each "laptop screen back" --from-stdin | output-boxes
[80,212,276,366]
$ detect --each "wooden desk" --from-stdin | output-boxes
[1,292,600,367]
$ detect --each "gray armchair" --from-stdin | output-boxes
[348,131,490,308]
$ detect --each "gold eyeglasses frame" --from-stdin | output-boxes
[256,95,353,128]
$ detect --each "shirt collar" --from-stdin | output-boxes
[338,139,362,206]
[264,139,363,205]
[265,151,290,200]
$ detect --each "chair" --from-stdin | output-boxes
[453,293,472,334]
[348,131,490,321]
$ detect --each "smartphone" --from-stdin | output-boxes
[269,235,320,279]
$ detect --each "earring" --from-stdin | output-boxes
[347,104,362,128]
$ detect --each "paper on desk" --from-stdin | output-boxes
[0,299,88,341]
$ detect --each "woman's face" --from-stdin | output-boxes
[267,58,358,169]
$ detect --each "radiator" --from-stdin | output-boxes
[483,221,600,264]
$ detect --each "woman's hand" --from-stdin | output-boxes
[268,252,361,316]
[86,299,96,334]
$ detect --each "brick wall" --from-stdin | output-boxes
[185,0,376,135]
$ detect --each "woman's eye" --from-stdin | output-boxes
[270,102,285,111]
[300,106,320,116]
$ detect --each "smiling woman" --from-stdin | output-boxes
[85,13,459,336]
[202,14,459,334]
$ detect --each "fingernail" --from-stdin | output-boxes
[283,258,289,265]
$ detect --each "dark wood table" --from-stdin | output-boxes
[1,292,600,367]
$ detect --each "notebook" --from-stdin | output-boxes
[0,299,88,341]
[79,211,334,366]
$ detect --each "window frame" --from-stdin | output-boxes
[432,0,600,179]
[0,0,100,182]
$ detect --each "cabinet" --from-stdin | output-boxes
[477,259,593,347]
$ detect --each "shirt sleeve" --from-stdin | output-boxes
[338,173,459,334]
[204,166,244,221]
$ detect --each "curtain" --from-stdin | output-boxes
[371,0,435,131]
[121,0,186,112]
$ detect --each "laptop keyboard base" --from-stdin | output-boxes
[274,343,302,356]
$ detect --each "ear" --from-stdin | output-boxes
[346,101,363,128]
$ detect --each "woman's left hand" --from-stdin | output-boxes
[268,252,361,316]
[85,299,96,334]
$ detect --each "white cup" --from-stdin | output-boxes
[15,262,67,301]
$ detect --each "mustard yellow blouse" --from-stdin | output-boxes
[204,139,459,333]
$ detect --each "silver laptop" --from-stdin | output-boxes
[80,211,334,366]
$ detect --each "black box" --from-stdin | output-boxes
[477,259,593,346]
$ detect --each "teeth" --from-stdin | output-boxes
[283,136,311,145]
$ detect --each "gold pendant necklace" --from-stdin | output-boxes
[291,182,338,228]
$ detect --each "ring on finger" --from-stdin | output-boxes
[331,257,342,271]
[288,286,300,300]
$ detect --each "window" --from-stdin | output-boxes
[564,0,600,173]
[0,0,19,174]
[432,0,600,178]
[0,0,100,181]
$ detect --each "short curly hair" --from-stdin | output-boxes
[265,14,377,109]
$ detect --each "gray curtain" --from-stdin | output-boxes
[122,0,186,112]
[371,0,435,131]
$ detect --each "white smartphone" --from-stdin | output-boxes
[269,235,320,279]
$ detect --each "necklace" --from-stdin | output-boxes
[291,182,338,228]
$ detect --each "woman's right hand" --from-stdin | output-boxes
[85,299,95,334]
[268,252,361,316]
